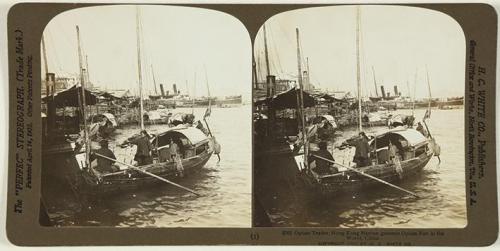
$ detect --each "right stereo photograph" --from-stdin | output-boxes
[253,5,466,228]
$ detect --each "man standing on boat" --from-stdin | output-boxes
[353,131,371,168]
[127,130,153,166]
[388,140,403,179]
[90,140,118,173]
[169,139,184,177]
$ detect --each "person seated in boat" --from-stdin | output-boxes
[90,140,119,173]
[183,113,195,125]
[353,131,371,168]
[416,122,429,137]
[404,115,415,128]
[126,130,153,166]
[316,119,332,141]
[309,141,338,175]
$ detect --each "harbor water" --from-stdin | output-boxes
[264,108,467,228]
[45,105,252,227]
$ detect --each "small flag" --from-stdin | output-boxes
[424,109,431,119]
[204,106,211,119]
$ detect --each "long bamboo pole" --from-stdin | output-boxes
[296,28,308,171]
[356,6,362,133]
[136,6,144,130]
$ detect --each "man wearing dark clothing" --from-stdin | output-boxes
[309,141,338,175]
[353,132,371,168]
[91,140,118,173]
[129,130,153,166]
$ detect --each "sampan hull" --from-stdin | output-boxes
[302,152,433,197]
[79,151,213,197]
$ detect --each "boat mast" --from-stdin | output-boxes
[263,24,272,97]
[412,68,418,115]
[252,57,258,89]
[151,64,158,95]
[192,72,196,113]
[306,57,310,91]
[425,65,432,117]
[296,27,308,170]
[356,6,362,132]
[204,65,211,108]
[371,66,379,97]
[85,55,90,85]
[406,79,410,99]
[41,35,49,80]
[76,25,90,168]
[135,6,144,130]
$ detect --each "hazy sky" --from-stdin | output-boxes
[254,5,466,99]
[42,5,251,100]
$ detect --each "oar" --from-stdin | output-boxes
[94,152,201,196]
[312,154,420,198]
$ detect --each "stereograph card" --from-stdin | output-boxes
[4,2,499,246]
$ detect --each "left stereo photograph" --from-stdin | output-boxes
[40,5,252,227]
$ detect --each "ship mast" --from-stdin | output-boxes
[135,6,144,130]
[306,57,310,91]
[204,65,211,108]
[76,25,90,168]
[192,72,196,113]
[425,65,432,117]
[372,66,379,97]
[356,6,362,132]
[412,68,418,115]
[296,27,308,170]
[151,64,158,95]
[41,35,49,79]
[252,57,258,89]
[263,24,272,97]
[85,55,90,86]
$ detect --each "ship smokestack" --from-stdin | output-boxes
[159,84,165,97]
[394,85,399,97]
[173,84,177,95]
[380,85,386,98]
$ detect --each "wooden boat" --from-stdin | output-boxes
[299,128,438,197]
[295,8,440,198]
[73,126,214,197]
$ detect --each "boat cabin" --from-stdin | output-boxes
[152,127,211,162]
[370,129,429,164]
